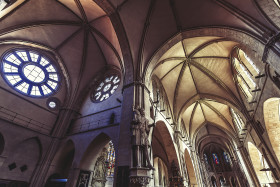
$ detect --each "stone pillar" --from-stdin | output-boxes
[29,109,79,187]
[237,146,261,187]
[153,158,159,187]
[65,167,80,187]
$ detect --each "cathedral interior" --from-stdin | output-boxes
[1,0,280,187]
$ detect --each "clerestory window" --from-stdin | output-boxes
[232,48,260,101]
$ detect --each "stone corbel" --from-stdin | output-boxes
[129,167,151,186]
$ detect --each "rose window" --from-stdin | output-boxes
[92,75,120,102]
[1,49,60,97]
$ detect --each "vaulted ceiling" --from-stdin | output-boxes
[152,37,244,140]
[0,0,123,133]
[0,0,278,136]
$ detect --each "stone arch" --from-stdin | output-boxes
[0,132,4,155]
[77,133,116,187]
[79,133,111,171]
[184,149,198,186]
[247,142,274,186]
[254,0,280,29]
[0,137,42,182]
[263,97,280,163]
[152,120,180,174]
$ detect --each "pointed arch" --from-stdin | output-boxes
[184,149,198,186]
[79,132,111,170]
[0,137,42,182]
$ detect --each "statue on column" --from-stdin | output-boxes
[131,106,154,170]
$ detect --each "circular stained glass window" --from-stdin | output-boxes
[91,74,120,102]
[1,49,60,97]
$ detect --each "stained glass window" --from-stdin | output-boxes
[92,75,120,102]
[204,154,209,165]
[223,152,230,163]
[212,153,219,165]
[106,141,115,177]
[1,49,60,97]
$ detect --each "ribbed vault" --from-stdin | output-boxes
[152,36,243,140]
[182,99,235,139]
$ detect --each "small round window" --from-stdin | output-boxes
[1,49,60,97]
[91,74,120,102]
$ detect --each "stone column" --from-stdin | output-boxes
[236,145,261,187]
[65,167,80,187]
[29,108,79,187]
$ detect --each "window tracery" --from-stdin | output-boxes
[1,49,60,97]
[91,75,120,102]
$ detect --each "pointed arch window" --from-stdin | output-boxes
[223,152,231,164]
[232,48,260,101]
[106,141,115,177]
[212,153,220,165]
[230,108,244,131]
[204,154,209,165]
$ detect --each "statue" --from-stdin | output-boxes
[131,107,154,170]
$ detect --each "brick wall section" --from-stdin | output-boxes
[256,0,280,28]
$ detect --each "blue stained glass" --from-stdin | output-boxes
[1,49,60,97]
[106,141,115,177]
[212,153,219,165]
[223,152,230,163]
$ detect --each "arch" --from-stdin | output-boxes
[247,142,274,186]
[263,97,280,163]
[0,137,42,182]
[79,133,111,170]
[152,121,180,173]
[78,133,116,187]
[184,149,198,186]
[0,132,4,155]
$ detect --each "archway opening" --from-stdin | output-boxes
[184,149,198,186]
[152,121,181,186]
[78,133,116,187]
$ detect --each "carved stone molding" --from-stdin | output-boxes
[129,176,151,186]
